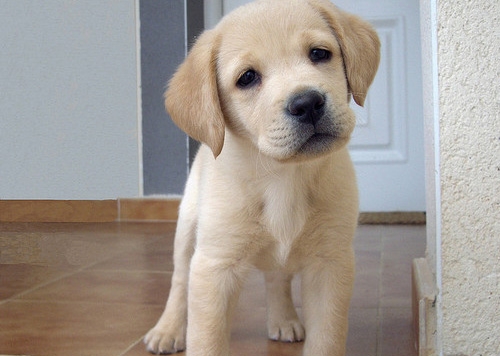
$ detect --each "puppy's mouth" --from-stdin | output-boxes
[297,132,337,155]
[260,126,349,162]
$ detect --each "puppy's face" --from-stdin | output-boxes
[165,0,380,161]
[217,2,353,161]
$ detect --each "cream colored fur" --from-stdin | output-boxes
[144,0,380,355]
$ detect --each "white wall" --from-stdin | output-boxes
[433,0,500,354]
[0,0,140,199]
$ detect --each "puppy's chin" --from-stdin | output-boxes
[260,133,351,163]
[298,133,339,154]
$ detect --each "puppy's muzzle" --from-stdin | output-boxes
[286,90,326,125]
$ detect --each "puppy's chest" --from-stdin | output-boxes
[261,178,310,264]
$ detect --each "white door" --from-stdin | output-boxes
[207,0,425,213]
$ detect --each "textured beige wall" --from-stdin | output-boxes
[437,0,500,354]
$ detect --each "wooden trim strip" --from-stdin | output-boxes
[0,199,424,224]
[0,200,118,223]
[118,198,179,222]
[359,212,426,225]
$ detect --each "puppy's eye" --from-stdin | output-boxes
[237,70,260,88]
[309,48,332,63]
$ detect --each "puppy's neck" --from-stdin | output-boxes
[219,132,328,264]
[262,166,309,264]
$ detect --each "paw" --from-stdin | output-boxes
[143,325,186,355]
[267,318,305,343]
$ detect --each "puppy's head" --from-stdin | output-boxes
[166,0,380,161]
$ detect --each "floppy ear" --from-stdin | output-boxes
[309,0,381,106]
[165,29,225,157]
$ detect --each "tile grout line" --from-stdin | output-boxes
[88,268,173,274]
[0,234,172,306]
[6,298,167,308]
[118,335,146,356]
[0,242,149,304]
[0,268,83,305]
[1,267,172,305]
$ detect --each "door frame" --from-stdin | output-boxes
[419,0,442,353]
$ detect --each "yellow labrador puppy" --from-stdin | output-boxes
[145,0,379,355]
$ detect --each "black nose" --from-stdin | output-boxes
[287,90,326,125]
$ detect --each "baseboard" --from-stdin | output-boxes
[412,258,438,356]
[359,212,426,225]
[0,199,424,224]
[0,200,118,223]
[0,199,180,223]
[118,198,179,222]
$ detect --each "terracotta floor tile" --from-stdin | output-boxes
[89,237,175,272]
[380,260,414,308]
[382,225,426,240]
[351,270,380,308]
[379,307,417,356]
[0,264,70,300]
[231,306,304,356]
[346,308,379,356]
[0,226,170,269]
[354,226,383,252]
[0,300,163,356]
[0,222,424,356]
[237,269,267,308]
[351,245,382,309]
[355,248,382,272]
[18,270,171,306]
[0,222,176,235]
[123,341,164,356]
[237,270,303,309]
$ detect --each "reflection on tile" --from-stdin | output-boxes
[89,238,175,272]
[0,222,425,356]
[0,264,70,300]
[0,300,162,356]
[19,270,171,306]
[351,270,380,308]
[347,308,378,356]
[379,307,417,356]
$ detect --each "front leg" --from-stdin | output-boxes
[186,250,250,356]
[301,248,355,356]
[143,215,195,354]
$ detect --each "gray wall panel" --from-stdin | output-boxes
[140,0,187,195]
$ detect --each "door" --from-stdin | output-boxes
[209,0,425,212]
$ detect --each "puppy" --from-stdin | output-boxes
[144,0,380,355]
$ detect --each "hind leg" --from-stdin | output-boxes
[265,271,305,342]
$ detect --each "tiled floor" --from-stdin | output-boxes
[0,222,425,356]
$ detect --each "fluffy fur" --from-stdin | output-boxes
[144,1,380,355]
